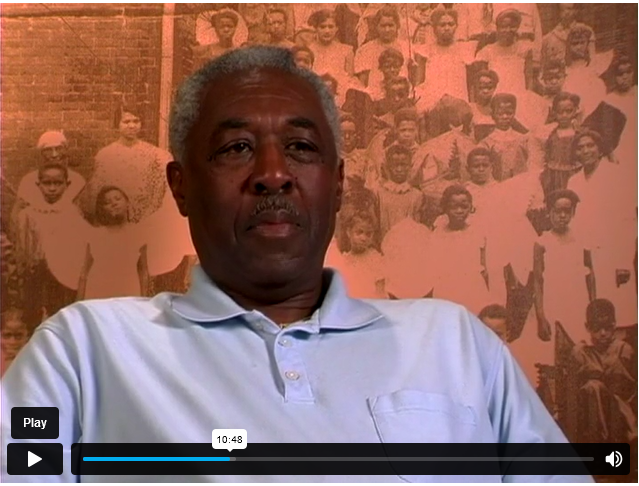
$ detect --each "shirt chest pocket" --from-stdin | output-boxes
[367,390,483,483]
[368,389,478,443]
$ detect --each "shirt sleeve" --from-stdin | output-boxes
[483,334,594,482]
[1,319,82,483]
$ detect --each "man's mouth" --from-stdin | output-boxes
[248,211,301,238]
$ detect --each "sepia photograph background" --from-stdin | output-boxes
[1,3,637,480]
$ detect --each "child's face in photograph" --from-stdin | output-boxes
[542,69,566,95]
[119,112,141,140]
[376,16,398,43]
[347,220,375,253]
[396,120,418,146]
[555,99,577,128]
[1,318,28,360]
[496,18,518,45]
[317,18,338,43]
[468,155,492,184]
[549,198,574,232]
[387,82,409,104]
[341,121,357,152]
[615,63,635,93]
[380,58,402,80]
[101,189,129,220]
[293,51,313,70]
[37,167,69,204]
[433,14,456,44]
[214,17,237,42]
[446,194,472,225]
[588,320,615,349]
[386,153,411,183]
[476,76,496,104]
[492,102,515,130]
[569,36,589,59]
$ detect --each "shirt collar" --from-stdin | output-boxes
[170,265,384,331]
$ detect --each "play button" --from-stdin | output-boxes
[28,451,42,467]
[7,443,63,475]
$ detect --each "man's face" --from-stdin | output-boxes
[267,12,286,40]
[377,16,398,44]
[542,68,566,95]
[386,153,411,183]
[446,194,472,225]
[492,102,515,130]
[496,18,518,45]
[396,120,418,146]
[569,36,589,59]
[214,17,237,42]
[169,68,343,289]
[476,76,496,104]
[40,143,68,164]
[575,135,600,166]
[341,121,357,153]
[37,168,69,204]
[119,112,141,140]
[317,18,338,43]
[615,63,634,93]
[1,319,28,360]
[468,155,492,184]
[434,14,456,45]
[559,4,576,25]
[549,198,574,232]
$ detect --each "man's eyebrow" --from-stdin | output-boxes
[287,117,319,132]
[216,118,250,131]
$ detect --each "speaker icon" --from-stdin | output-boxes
[605,451,623,467]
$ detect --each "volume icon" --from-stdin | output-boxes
[605,451,623,467]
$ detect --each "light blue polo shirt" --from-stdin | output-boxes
[1,266,592,483]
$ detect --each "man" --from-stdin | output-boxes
[1,46,591,482]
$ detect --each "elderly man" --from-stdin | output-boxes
[1,47,591,482]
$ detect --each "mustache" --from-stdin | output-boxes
[249,195,301,219]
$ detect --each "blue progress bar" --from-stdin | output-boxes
[83,457,231,462]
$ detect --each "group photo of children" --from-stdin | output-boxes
[1,3,637,474]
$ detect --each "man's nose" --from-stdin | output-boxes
[249,140,294,195]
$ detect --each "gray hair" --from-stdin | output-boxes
[169,45,341,164]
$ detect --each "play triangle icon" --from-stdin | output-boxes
[27,451,42,467]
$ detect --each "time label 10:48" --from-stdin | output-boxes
[212,429,248,451]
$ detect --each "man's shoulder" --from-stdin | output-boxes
[38,294,176,338]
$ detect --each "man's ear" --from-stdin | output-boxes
[335,158,345,212]
[166,161,188,217]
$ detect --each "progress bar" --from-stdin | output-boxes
[83,456,593,462]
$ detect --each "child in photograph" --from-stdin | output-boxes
[481,93,537,181]
[571,299,637,443]
[78,186,149,300]
[430,184,490,314]
[338,211,385,299]
[307,9,355,84]
[375,144,425,239]
[532,189,595,366]
[1,309,29,376]
[12,163,91,318]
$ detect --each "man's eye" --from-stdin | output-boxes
[225,142,251,154]
[286,141,316,152]
[210,142,253,162]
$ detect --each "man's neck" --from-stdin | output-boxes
[216,273,327,326]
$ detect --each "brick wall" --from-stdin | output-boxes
[1,3,164,221]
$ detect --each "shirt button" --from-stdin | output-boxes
[279,338,292,347]
[284,370,300,381]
